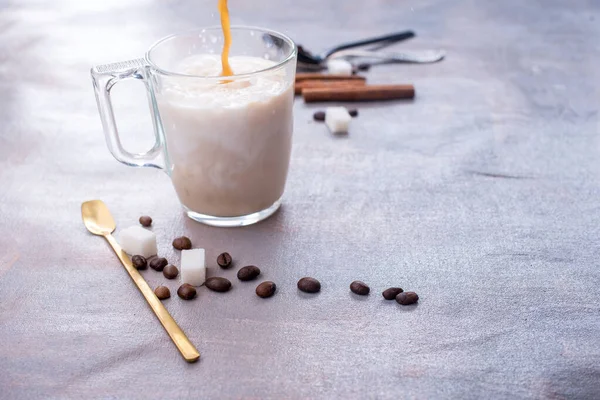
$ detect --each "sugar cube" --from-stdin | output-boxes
[181,249,206,287]
[327,59,353,76]
[325,107,352,134]
[118,226,157,258]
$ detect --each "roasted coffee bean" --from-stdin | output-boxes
[256,281,276,298]
[177,284,196,300]
[313,111,326,122]
[217,252,232,268]
[131,255,147,270]
[297,277,321,293]
[163,265,179,279]
[205,277,232,292]
[382,287,404,300]
[172,236,192,250]
[396,291,419,305]
[149,257,168,271]
[154,286,170,300]
[139,215,152,227]
[348,109,359,118]
[350,280,370,295]
[237,265,261,281]
[356,63,371,72]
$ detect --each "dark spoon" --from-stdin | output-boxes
[297,30,415,65]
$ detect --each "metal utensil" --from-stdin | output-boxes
[81,200,200,363]
[328,48,446,64]
[296,30,415,66]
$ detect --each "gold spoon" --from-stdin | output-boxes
[81,200,200,363]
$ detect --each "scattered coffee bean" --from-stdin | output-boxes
[396,291,419,305]
[313,111,326,122]
[356,62,371,72]
[154,286,170,300]
[350,280,370,295]
[382,287,404,300]
[237,265,261,281]
[217,252,232,268]
[297,277,321,293]
[139,215,152,227]
[205,277,232,292]
[131,255,147,270]
[256,281,277,298]
[149,257,168,272]
[177,284,196,300]
[163,265,179,279]
[348,109,359,118]
[172,236,192,250]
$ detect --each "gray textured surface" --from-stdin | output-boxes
[1,0,600,398]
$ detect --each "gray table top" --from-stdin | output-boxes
[1,0,599,398]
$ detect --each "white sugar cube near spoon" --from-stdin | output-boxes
[181,249,206,287]
[327,59,353,76]
[325,107,352,134]
[118,226,157,258]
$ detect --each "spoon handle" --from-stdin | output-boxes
[104,233,200,363]
[329,49,446,64]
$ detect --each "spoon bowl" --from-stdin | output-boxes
[82,200,116,236]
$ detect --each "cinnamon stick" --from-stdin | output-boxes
[302,84,415,103]
[294,79,366,95]
[295,73,366,82]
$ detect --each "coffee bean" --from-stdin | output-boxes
[357,62,371,72]
[154,286,170,300]
[297,277,321,293]
[172,236,192,250]
[149,257,168,271]
[163,265,179,279]
[313,111,325,122]
[350,280,370,295]
[396,291,419,305]
[139,215,152,227]
[382,287,404,300]
[237,265,261,281]
[131,255,147,270]
[256,281,277,298]
[205,277,232,292]
[348,109,359,118]
[217,252,232,268]
[177,284,196,300]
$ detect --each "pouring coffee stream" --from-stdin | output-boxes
[218,0,234,76]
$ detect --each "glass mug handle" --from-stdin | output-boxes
[91,59,164,169]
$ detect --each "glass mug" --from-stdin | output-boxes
[91,27,297,227]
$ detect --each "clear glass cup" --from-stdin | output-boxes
[91,27,297,227]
